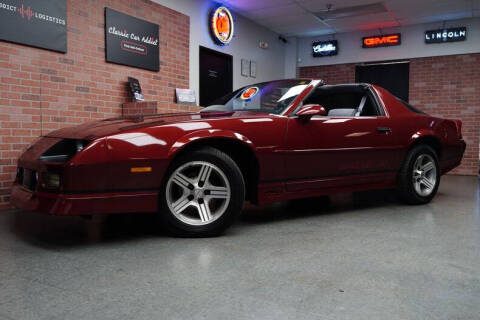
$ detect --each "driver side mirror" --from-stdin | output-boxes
[296,104,327,121]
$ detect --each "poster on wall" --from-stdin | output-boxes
[105,8,159,71]
[0,0,67,53]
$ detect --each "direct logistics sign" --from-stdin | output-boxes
[425,27,466,44]
[312,40,338,57]
[362,33,401,48]
[0,0,66,53]
[105,8,159,71]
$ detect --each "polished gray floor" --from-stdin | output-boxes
[0,175,479,320]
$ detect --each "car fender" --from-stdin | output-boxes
[167,129,257,158]
[406,128,443,154]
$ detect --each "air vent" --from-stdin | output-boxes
[315,2,387,21]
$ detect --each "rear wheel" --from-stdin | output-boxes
[159,147,245,237]
[397,145,440,204]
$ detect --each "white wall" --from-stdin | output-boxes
[293,17,480,69]
[153,0,287,104]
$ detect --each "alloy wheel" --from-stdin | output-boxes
[166,161,231,226]
[412,154,437,197]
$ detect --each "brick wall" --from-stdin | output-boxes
[0,0,191,210]
[299,53,480,176]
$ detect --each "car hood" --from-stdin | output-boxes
[44,111,268,140]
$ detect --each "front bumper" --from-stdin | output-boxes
[10,184,159,216]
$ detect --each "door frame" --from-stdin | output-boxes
[199,46,233,107]
[355,60,410,101]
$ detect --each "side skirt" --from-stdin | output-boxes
[256,172,397,205]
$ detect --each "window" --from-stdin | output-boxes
[203,79,311,114]
[303,85,382,117]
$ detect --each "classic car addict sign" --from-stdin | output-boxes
[105,8,159,71]
[425,27,466,44]
[312,40,338,57]
[0,0,66,53]
[362,33,401,48]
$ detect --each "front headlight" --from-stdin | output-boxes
[39,139,90,163]
[41,172,60,189]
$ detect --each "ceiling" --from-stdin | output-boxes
[220,0,479,37]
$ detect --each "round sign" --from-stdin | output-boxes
[240,87,259,100]
[211,6,234,45]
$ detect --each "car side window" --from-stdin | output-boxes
[304,91,360,116]
[356,95,379,117]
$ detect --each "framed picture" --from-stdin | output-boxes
[250,61,257,78]
[241,59,250,77]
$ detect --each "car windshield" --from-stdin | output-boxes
[204,79,311,114]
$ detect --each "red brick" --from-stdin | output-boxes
[0,0,191,209]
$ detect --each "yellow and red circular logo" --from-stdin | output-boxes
[240,87,259,100]
[211,6,234,45]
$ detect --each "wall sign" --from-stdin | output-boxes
[175,88,196,105]
[105,8,159,71]
[312,40,338,57]
[362,33,401,48]
[210,6,234,45]
[425,27,466,44]
[0,0,66,53]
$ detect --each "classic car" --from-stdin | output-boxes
[11,79,466,236]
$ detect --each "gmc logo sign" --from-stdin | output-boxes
[362,33,401,48]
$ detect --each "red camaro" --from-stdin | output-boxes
[11,79,466,236]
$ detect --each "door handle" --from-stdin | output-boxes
[377,127,392,133]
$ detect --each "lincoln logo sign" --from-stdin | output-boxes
[362,33,401,48]
[211,6,234,45]
[425,27,466,44]
[312,40,338,57]
[0,0,67,53]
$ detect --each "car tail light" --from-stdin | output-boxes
[454,120,463,139]
[41,172,60,189]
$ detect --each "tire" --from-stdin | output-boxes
[397,145,440,204]
[158,147,245,237]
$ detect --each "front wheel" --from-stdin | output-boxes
[397,145,440,204]
[159,147,245,237]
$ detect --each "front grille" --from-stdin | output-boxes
[22,168,37,191]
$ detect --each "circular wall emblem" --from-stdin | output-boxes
[240,87,259,100]
[211,6,234,45]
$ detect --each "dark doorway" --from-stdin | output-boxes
[356,61,410,101]
[199,46,233,107]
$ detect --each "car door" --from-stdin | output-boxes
[281,88,403,191]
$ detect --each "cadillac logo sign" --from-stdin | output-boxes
[312,40,338,57]
[211,6,234,45]
[425,27,466,44]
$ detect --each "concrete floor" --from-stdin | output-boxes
[0,175,479,320]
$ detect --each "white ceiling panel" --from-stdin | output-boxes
[385,0,472,19]
[222,0,476,37]
[222,0,294,12]
[327,12,398,32]
[298,0,382,13]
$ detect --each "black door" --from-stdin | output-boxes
[356,61,409,101]
[199,46,233,107]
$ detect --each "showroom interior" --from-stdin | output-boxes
[0,0,479,319]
